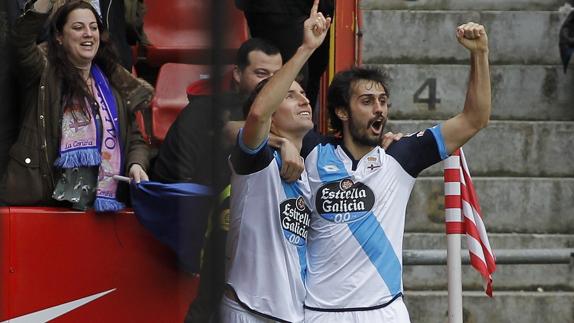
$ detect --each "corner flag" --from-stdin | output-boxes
[444,148,496,296]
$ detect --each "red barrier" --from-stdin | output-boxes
[0,207,198,322]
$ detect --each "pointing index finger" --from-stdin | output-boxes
[311,0,319,16]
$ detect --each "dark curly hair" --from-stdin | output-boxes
[47,0,119,116]
[327,66,390,134]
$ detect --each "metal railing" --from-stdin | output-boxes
[403,249,574,265]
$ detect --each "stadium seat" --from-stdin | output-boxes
[143,0,248,66]
[150,63,234,144]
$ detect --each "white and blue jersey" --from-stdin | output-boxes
[302,125,448,311]
[225,130,312,323]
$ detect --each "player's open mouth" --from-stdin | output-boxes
[370,118,385,135]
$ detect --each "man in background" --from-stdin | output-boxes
[150,38,287,323]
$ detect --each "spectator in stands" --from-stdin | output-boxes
[53,0,138,70]
[150,38,295,323]
[0,0,151,211]
[236,0,334,112]
[152,38,287,186]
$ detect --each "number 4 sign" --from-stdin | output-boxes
[413,78,441,110]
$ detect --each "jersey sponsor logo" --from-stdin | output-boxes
[322,164,339,172]
[316,178,375,223]
[279,196,311,246]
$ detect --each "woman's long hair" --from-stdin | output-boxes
[47,0,120,116]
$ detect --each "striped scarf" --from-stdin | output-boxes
[55,64,124,212]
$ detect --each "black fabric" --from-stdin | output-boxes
[385,129,442,178]
[164,92,312,322]
[184,213,228,323]
[240,0,333,109]
[237,0,333,17]
[100,0,133,70]
[559,10,574,73]
[154,92,245,323]
[151,92,244,187]
[6,0,24,25]
[0,1,21,181]
[229,139,275,176]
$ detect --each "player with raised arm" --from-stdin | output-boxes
[222,1,331,322]
[302,22,491,323]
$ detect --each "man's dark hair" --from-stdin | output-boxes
[327,66,390,134]
[242,78,270,118]
[235,38,281,71]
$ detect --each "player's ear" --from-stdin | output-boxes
[335,106,349,121]
[232,65,241,85]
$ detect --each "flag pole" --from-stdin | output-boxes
[447,233,463,323]
[444,149,464,323]
[445,148,495,322]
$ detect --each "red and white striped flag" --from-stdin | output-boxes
[444,148,496,296]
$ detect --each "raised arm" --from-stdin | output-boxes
[441,22,491,154]
[10,0,54,88]
[241,0,331,150]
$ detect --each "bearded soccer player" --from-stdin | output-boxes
[302,23,491,322]
[222,1,330,322]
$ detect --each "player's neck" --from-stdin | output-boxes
[342,134,376,161]
[275,131,304,153]
[285,134,304,153]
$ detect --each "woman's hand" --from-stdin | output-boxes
[32,0,55,13]
[129,164,149,183]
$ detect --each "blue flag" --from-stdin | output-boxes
[130,181,213,273]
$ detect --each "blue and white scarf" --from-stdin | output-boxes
[55,64,125,212]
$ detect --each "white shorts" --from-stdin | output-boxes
[219,295,280,323]
[304,297,411,323]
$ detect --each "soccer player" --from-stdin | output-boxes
[302,22,491,322]
[221,1,330,322]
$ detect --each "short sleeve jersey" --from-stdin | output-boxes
[225,130,312,322]
[302,126,448,310]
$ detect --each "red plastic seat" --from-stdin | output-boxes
[150,63,234,144]
[143,0,248,66]
[151,63,211,143]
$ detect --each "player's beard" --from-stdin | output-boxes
[348,112,387,147]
